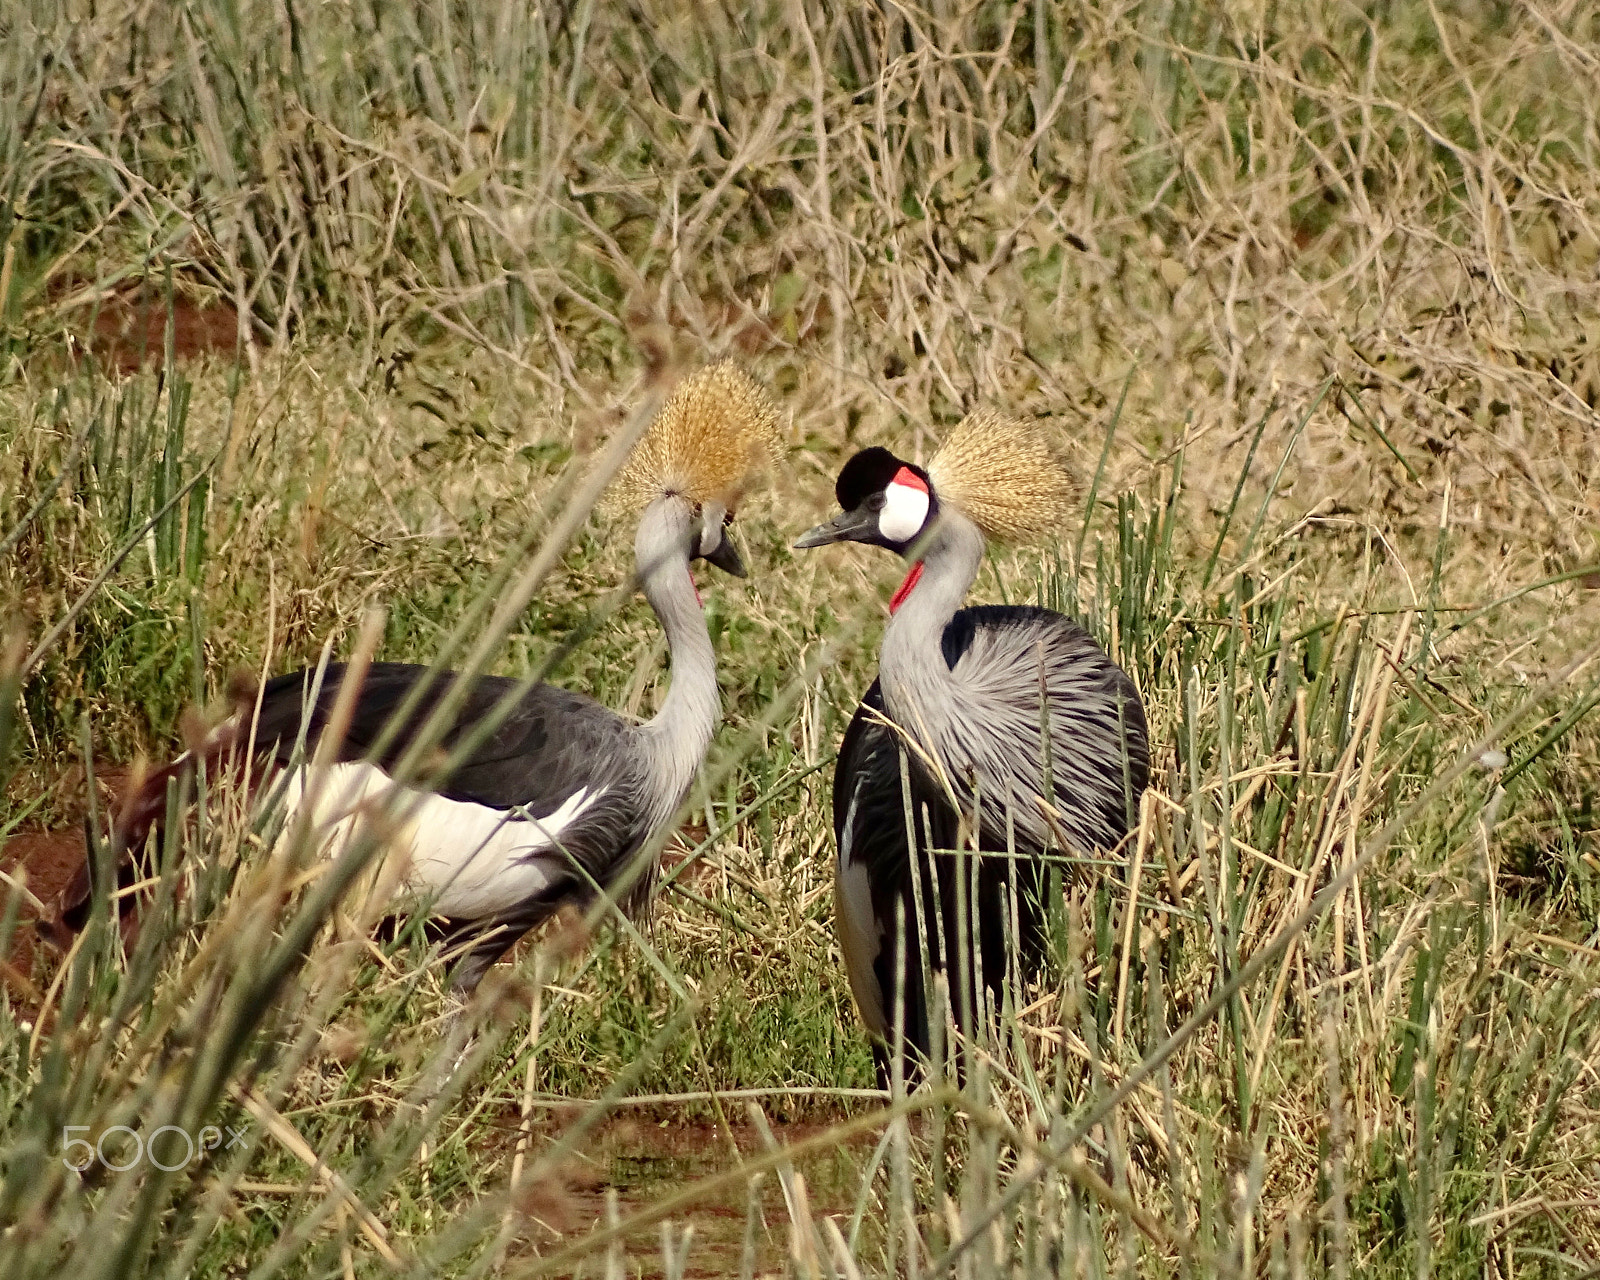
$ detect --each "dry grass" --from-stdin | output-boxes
[2,0,1600,1275]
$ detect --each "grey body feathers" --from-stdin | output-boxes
[61,495,723,995]
[890,606,1146,854]
[835,509,1149,1072]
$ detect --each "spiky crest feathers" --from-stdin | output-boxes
[926,409,1076,543]
[610,362,781,516]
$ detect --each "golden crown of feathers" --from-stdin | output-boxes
[926,409,1077,543]
[611,362,782,514]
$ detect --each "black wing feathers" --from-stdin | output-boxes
[836,679,1034,1070]
[251,662,627,817]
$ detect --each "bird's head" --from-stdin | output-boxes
[611,362,783,584]
[687,499,745,577]
[795,410,1076,558]
[791,446,937,555]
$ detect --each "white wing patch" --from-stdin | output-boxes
[835,787,888,1037]
[276,762,600,920]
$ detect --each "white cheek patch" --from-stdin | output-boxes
[878,479,930,543]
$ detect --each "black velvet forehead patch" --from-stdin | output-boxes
[836,446,916,509]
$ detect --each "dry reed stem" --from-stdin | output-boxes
[1111,788,1155,1052]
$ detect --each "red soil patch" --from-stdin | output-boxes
[0,828,82,1005]
[1,829,82,908]
[47,290,246,373]
[87,295,244,372]
[0,767,131,1006]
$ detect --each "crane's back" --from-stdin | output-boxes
[902,604,1148,856]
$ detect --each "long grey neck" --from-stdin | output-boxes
[634,499,720,821]
[878,508,985,730]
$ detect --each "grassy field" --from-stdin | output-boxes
[3,0,1600,1274]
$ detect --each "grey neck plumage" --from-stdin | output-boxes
[878,507,985,723]
[878,507,1040,831]
[634,496,720,826]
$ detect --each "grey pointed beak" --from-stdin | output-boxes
[695,502,745,577]
[793,506,877,550]
[702,530,747,577]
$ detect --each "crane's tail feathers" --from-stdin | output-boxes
[51,707,258,940]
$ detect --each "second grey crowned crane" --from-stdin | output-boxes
[794,411,1149,1075]
[56,364,781,995]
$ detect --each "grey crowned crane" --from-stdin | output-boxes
[56,363,781,996]
[794,411,1149,1075]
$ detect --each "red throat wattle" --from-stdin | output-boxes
[689,566,701,606]
[889,561,924,614]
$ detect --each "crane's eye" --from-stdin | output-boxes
[866,492,887,512]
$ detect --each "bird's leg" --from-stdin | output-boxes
[444,910,545,1000]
